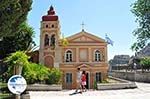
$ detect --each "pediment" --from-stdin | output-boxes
[66,31,106,43]
[77,64,91,69]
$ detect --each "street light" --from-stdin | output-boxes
[134,62,137,82]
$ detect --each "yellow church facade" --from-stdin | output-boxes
[39,6,108,89]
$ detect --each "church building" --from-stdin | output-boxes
[38,6,108,89]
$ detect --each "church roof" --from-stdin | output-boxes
[66,30,106,43]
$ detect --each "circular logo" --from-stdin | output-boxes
[7,75,27,95]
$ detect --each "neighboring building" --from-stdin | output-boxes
[28,50,39,64]
[32,6,108,89]
[128,43,150,69]
[109,55,130,71]
[109,43,150,72]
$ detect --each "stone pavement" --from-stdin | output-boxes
[29,82,150,99]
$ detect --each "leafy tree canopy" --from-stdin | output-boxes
[0,22,35,59]
[0,0,32,37]
[131,0,150,51]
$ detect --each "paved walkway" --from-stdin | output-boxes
[29,82,150,99]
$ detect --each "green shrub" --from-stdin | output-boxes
[5,51,29,67]
[4,51,29,78]
[46,68,62,84]
[140,57,150,69]
[23,63,62,84]
[102,79,109,83]
[4,51,62,85]
[22,63,49,84]
[93,81,97,90]
[36,64,49,82]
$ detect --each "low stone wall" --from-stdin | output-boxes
[110,71,150,82]
[21,92,30,99]
[27,84,62,91]
[97,76,137,90]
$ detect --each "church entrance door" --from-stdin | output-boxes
[85,71,90,89]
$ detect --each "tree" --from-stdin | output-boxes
[140,57,150,71]
[0,0,32,37]
[131,0,150,51]
[0,22,35,59]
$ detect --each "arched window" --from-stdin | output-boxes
[95,50,101,62]
[50,34,55,46]
[65,50,72,62]
[44,34,49,46]
[46,24,48,28]
[51,24,54,28]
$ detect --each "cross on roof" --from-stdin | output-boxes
[81,22,85,31]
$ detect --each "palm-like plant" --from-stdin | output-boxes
[61,37,69,47]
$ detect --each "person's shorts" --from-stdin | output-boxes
[82,81,86,85]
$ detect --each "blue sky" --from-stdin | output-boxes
[28,0,137,60]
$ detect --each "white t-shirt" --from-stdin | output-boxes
[77,71,82,82]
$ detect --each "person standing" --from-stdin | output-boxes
[75,68,82,93]
[81,70,87,92]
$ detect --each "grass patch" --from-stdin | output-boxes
[0,93,13,99]
[101,80,109,83]
[98,78,121,84]
[0,82,14,99]
[0,82,7,88]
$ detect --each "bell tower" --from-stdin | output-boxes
[39,6,61,68]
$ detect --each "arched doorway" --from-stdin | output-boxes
[85,71,90,89]
[44,56,54,68]
[77,64,91,89]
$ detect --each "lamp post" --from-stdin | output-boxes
[14,62,23,99]
[133,62,137,82]
[134,51,138,82]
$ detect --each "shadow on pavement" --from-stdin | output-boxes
[69,91,82,95]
